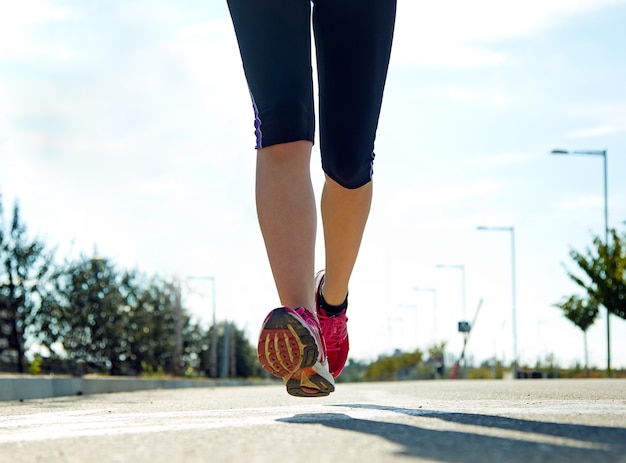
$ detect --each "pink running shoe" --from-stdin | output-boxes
[315,271,349,379]
[257,306,335,397]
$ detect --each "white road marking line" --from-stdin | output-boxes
[0,403,615,451]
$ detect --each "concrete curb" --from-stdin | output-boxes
[0,376,269,402]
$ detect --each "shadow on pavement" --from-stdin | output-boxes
[277,404,626,463]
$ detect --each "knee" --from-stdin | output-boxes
[258,140,313,165]
[322,151,375,189]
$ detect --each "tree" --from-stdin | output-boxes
[363,349,423,381]
[193,321,262,378]
[182,320,208,377]
[37,257,197,376]
[553,295,599,377]
[336,358,367,383]
[230,323,264,378]
[125,275,181,375]
[0,199,54,373]
[566,229,626,321]
[41,256,137,375]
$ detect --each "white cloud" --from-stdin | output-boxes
[483,150,539,166]
[554,195,604,211]
[568,125,626,139]
[0,1,70,59]
[165,19,249,110]
[400,179,502,208]
[447,86,516,106]
[565,101,626,138]
[131,176,182,195]
[392,0,626,69]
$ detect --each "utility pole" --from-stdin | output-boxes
[230,322,237,378]
[220,322,230,378]
[209,285,218,379]
[171,277,183,377]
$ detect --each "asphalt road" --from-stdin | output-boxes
[2,379,625,463]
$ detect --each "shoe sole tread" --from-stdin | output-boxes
[258,308,318,377]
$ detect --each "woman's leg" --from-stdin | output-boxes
[313,0,397,303]
[229,0,335,396]
[320,177,372,305]
[228,0,317,310]
[256,140,316,312]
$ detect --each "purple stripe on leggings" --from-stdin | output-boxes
[250,92,262,149]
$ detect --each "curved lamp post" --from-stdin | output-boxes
[551,148,610,377]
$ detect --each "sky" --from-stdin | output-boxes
[1,0,626,370]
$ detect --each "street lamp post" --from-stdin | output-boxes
[551,148,610,377]
[477,226,518,377]
[187,276,218,378]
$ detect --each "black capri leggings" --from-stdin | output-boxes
[227,0,397,189]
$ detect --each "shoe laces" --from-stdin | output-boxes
[319,311,348,351]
